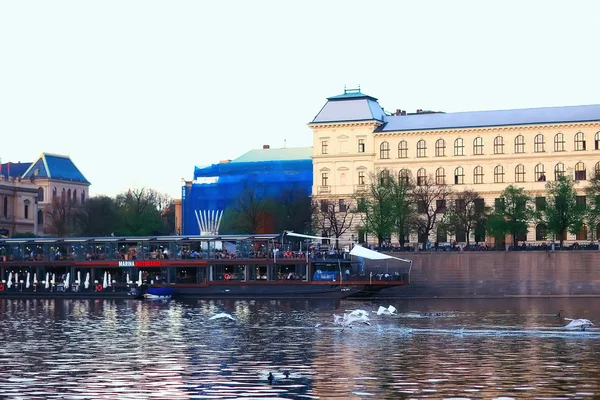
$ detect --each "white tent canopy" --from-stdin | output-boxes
[284,231,331,241]
[349,244,411,263]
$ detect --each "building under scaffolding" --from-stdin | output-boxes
[181,145,313,235]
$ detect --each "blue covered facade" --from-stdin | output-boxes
[182,147,313,235]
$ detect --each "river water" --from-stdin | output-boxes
[0,297,599,399]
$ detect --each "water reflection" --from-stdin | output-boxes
[0,298,599,398]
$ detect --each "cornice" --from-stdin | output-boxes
[313,153,376,160]
[309,121,383,129]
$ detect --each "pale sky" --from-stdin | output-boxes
[1,0,599,199]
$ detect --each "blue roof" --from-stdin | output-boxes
[22,153,89,184]
[311,88,386,124]
[0,162,32,179]
[379,104,600,132]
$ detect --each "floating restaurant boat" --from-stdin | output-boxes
[0,233,410,299]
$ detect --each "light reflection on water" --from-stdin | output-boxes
[0,297,599,399]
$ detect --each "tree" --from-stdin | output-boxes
[46,195,80,237]
[412,175,452,249]
[77,195,121,236]
[275,186,312,234]
[313,198,355,249]
[586,172,600,242]
[221,180,272,234]
[542,175,585,246]
[356,172,395,247]
[389,174,415,247]
[486,185,532,247]
[440,190,488,246]
[114,188,169,236]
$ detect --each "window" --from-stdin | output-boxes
[358,171,365,185]
[454,167,464,185]
[515,164,525,182]
[3,196,7,217]
[417,140,427,158]
[435,139,446,157]
[576,225,588,241]
[574,132,586,151]
[339,199,347,212]
[474,198,485,214]
[67,189,72,203]
[358,139,365,153]
[454,138,464,156]
[473,166,483,184]
[494,165,504,183]
[320,200,329,212]
[61,188,66,200]
[495,198,504,209]
[576,195,587,210]
[417,168,426,186]
[398,141,408,158]
[417,200,427,214]
[73,190,77,204]
[596,132,600,150]
[456,199,466,211]
[493,136,504,154]
[436,199,446,213]
[534,163,546,182]
[455,228,466,243]
[436,227,447,243]
[435,167,445,185]
[596,162,600,179]
[536,224,547,241]
[37,187,44,202]
[24,203,29,219]
[81,191,85,203]
[380,142,390,159]
[554,133,565,152]
[473,137,484,155]
[37,209,44,225]
[52,187,57,198]
[514,135,525,153]
[535,196,546,212]
[321,172,328,186]
[575,162,587,181]
[554,163,565,180]
[534,134,545,153]
[321,140,328,154]
[399,169,409,184]
[380,170,390,185]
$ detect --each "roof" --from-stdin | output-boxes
[0,162,32,179]
[311,89,386,124]
[231,147,313,163]
[378,104,600,132]
[22,153,90,184]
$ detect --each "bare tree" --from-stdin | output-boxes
[412,175,452,249]
[230,181,272,234]
[46,194,79,237]
[313,198,355,248]
[440,189,488,246]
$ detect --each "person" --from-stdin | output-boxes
[268,372,273,384]
[344,268,350,280]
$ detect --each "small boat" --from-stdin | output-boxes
[144,287,174,300]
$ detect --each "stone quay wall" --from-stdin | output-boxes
[365,250,600,298]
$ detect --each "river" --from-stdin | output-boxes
[0,297,599,399]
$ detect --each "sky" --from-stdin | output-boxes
[1,0,599,199]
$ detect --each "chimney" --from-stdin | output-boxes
[263,145,270,149]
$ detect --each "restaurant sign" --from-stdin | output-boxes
[118,260,162,267]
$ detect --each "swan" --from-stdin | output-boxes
[208,312,236,321]
[564,318,594,331]
[348,309,370,318]
[333,313,371,331]
[376,305,397,316]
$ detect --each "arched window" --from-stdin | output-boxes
[494,165,504,183]
[595,162,600,179]
[380,142,390,159]
[574,132,586,151]
[596,132,600,150]
[2,196,7,217]
[536,224,547,241]
[417,168,426,186]
[575,162,587,181]
[417,139,427,158]
[473,137,484,155]
[534,163,546,182]
[554,133,565,152]
[493,136,504,154]
[454,138,464,156]
[534,134,545,153]
[435,167,445,185]
[398,141,408,158]
[576,225,588,240]
[81,191,86,203]
[399,169,410,184]
[515,164,525,182]
[435,139,445,157]
[554,163,565,180]
[37,209,44,225]
[514,135,525,153]
[61,188,66,200]
[454,167,464,185]
[73,190,77,204]
[473,166,484,184]
[379,169,390,185]
[37,187,44,202]
[52,187,57,198]
[67,189,72,203]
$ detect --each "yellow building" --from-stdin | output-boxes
[309,88,600,245]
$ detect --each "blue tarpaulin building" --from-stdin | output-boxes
[182,146,313,235]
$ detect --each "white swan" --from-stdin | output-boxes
[333,313,371,331]
[564,318,594,331]
[348,309,370,318]
[208,313,236,321]
[376,305,397,316]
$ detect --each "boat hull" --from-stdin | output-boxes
[144,293,172,300]
[156,283,361,299]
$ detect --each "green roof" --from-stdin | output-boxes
[231,147,312,163]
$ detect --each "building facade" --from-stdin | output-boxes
[309,88,600,245]
[0,153,90,237]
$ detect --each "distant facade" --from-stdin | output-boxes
[0,153,90,237]
[182,145,313,235]
[309,88,600,245]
